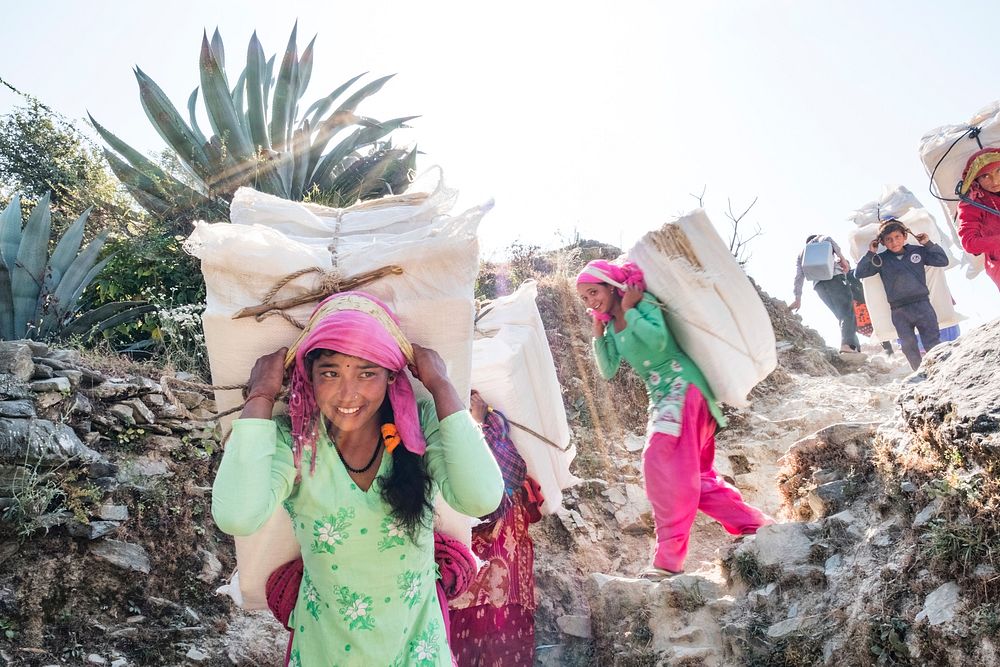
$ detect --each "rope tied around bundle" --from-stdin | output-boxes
[504,416,572,452]
[232,264,405,328]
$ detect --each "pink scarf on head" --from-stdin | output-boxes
[286,291,427,472]
[575,259,646,323]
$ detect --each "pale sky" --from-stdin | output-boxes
[3,0,1000,346]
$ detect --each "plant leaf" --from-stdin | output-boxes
[46,206,91,291]
[294,34,316,119]
[211,27,225,70]
[11,194,52,338]
[133,67,213,177]
[90,114,204,196]
[48,231,110,326]
[262,54,276,112]
[310,116,415,188]
[303,72,367,127]
[0,195,22,340]
[231,69,248,134]
[187,88,209,147]
[269,23,298,151]
[58,302,156,339]
[245,31,270,151]
[199,31,255,162]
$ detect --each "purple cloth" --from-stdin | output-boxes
[479,410,527,524]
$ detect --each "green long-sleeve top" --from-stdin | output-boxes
[212,399,503,667]
[593,294,726,436]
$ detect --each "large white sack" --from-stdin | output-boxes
[229,167,458,239]
[846,209,963,342]
[186,205,489,433]
[627,210,777,408]
[918,102,1000,278]
[471,280,579,515]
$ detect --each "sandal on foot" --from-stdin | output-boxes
[638,566,682,581]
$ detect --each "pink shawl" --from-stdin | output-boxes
[286,291,427,472]
[575,259,646,323]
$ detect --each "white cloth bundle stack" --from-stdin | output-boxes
[627,209,776,409]
[471,280,579,515]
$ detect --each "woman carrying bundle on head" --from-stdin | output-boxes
[575,260,770,580]
[212,291,503,667]
[448,390,544,667]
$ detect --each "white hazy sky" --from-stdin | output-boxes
[2,0,1000,346]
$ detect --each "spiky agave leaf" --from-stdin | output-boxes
[199,31,255,164]
[11,194,52,338]
[244,32,270,151]
[269,22,298,152]
[43,206,91,295]
[310,116,415,189]
[59,301,157,339]
[44,230,110,334]
[0,195,22,339]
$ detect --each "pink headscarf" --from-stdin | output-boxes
[287,291,427,472]
[575,259,646,323]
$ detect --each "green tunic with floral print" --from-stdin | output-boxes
[592,293,726,437]
[212,400,503,667]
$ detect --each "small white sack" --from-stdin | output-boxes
[918,102,1000,278]
[848,185,924,229]
[471,280,579,515]
[628,210,777,408]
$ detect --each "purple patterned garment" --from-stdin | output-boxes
[479,410,527,524]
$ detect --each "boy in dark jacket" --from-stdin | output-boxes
[855,220,949,370]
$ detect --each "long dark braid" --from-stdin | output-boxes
[377,399,434,541]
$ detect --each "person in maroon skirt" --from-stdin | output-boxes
[448,391,543,667]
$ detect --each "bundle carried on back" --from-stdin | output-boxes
[471,280,579,514]
[845,186,964,343]
[627,209,776,409]
[919,102,1000,278]
[187,168,490,609]
[184,168,487,433]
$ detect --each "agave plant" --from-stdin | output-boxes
[0,194,155,341]
[91,25,417,222]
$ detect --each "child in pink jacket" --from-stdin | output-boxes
[958,147,1000,291]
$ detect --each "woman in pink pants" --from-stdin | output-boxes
[576,260,770,579]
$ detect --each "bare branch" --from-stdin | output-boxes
[724,196,762,266]
[689,185,707,208]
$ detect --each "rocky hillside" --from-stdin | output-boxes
[0,342,283,666]
[530,267,1000,666]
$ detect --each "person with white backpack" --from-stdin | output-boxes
[790,234,860,353]
[212,291,502,667]
[576,260,770,580]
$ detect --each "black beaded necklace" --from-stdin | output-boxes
[334,434,384,474]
